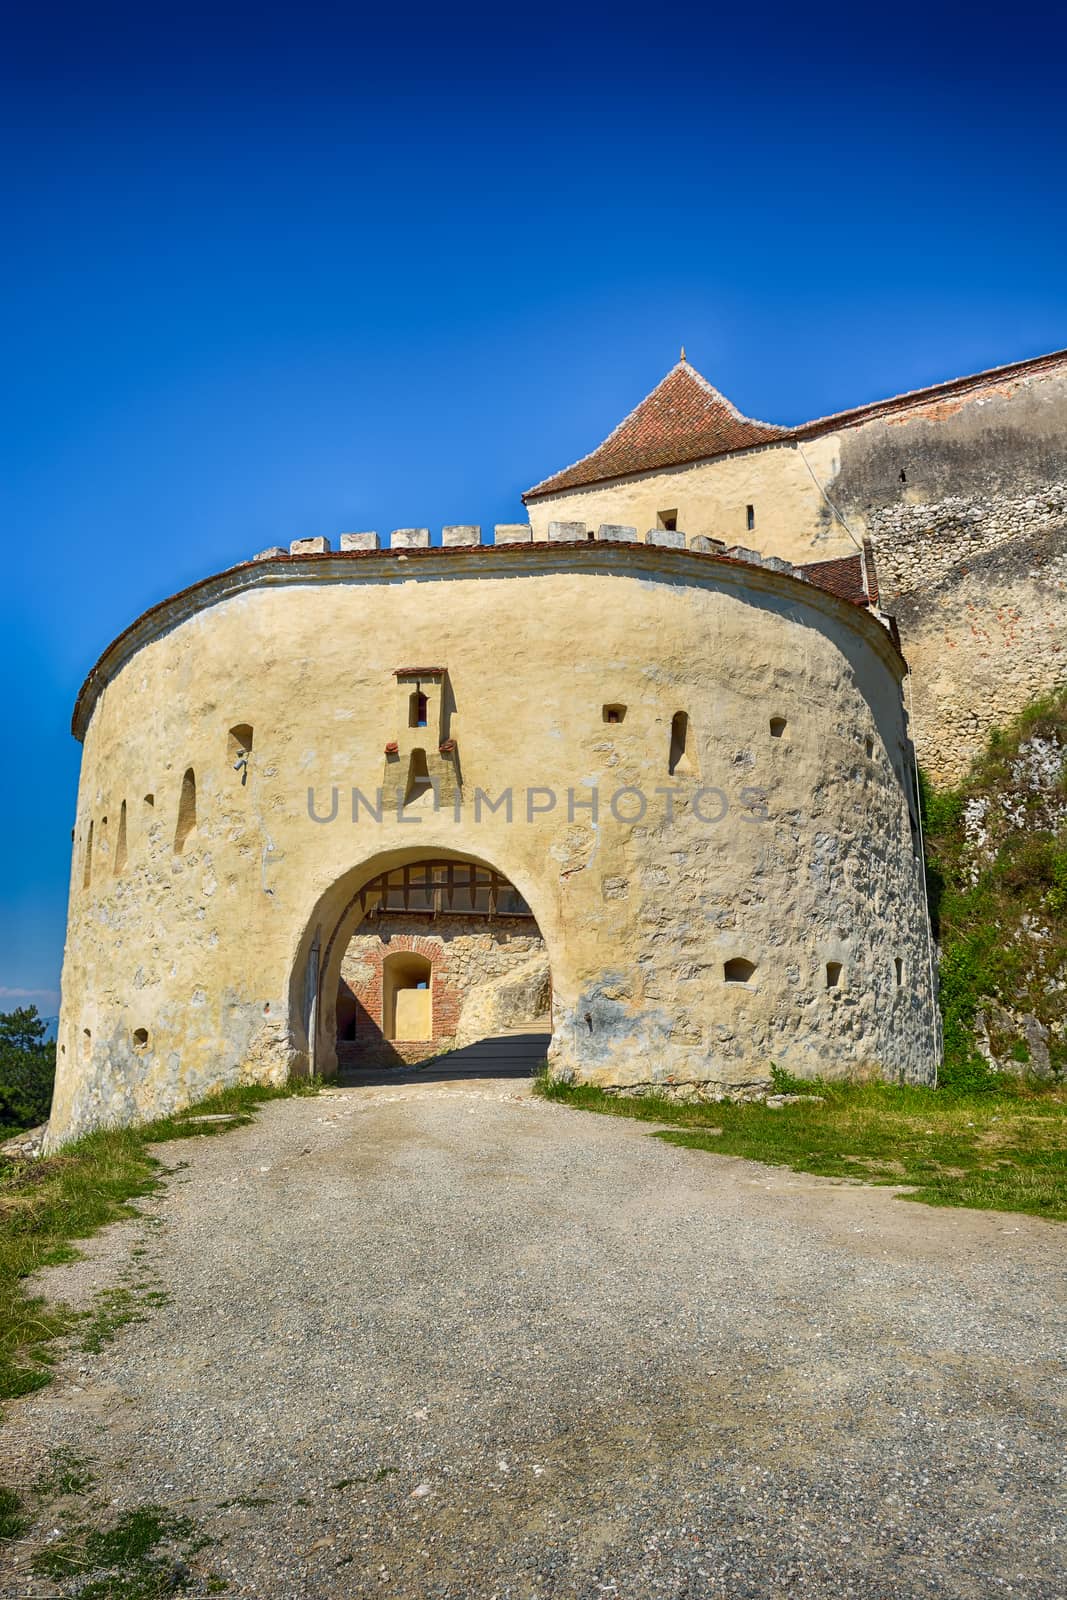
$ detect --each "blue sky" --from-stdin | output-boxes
[2,0,1065,1010]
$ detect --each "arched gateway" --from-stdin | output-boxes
[291,849,552,1079]
[47,529,939,1147]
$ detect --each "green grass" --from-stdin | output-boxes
[79,1283,173,1355]
[330,1468,397,1490]
[7,1452,228,1593]
[33,1446,97,1499]
[0,1485,28,1539]
[535,1072,1067,1220]
[0,1079,319,1406]
[31,1504,207,1597]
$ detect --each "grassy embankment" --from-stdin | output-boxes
[0,1081,319,1406]
[535,1069,1066,1220]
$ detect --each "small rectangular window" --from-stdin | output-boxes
[657,509,678,532]
[746,504,755,532]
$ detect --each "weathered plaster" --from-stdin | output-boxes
[50,544,938,1145]
[526,434,849,564]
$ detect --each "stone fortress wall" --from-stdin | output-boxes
[49,534,938,1145]
[833,368,1067,783]
[527,353,1067,784]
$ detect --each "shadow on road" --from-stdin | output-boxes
[336,1027,551,1087]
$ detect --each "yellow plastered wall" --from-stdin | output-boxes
[527,434,854,562]
[49,545,938,1146]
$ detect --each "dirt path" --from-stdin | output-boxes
[2,1079,1064,1598]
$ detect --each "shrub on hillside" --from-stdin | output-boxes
[921,688,1067,1084]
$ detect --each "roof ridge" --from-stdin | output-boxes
[681,359,785,428]
[523,362,688,500]
[791,345,1067,438]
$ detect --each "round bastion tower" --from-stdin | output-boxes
[48,523,940,1146]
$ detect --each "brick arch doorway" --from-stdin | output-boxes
[333,858,551,1073]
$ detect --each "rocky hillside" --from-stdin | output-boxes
[922,687,1067,1085]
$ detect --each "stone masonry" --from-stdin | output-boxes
[338,914,548,1066]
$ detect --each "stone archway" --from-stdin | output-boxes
[289,846,556,1081]
[334,859,550,1071]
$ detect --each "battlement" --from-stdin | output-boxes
[250,524,875,597]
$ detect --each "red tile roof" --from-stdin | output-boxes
[525,346,1067,499]
[525,361,788,498]
[797,554,869,606]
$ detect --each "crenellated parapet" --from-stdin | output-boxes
[252,525,850,594]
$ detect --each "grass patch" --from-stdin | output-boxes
[31,1503,207,1596]
[535,1073,1067,1221]
[79,1283,172,1355]
[6,1452,224,1594]
[33,1446,96,1498]
[331,1467,397,1490]
[0,1078,320,1408]
[0,1485,28,1539]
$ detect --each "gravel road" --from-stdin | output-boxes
[2,1076,1064,1599]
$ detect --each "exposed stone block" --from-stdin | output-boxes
[645,528,686,549]
[390,528,431,549]
[290,537,330,555]
[762,555,795,574]
[493,524,533,544]
[726,544,762,564]
[596,525,638,542]
[253,546,287,560]
[548,521,587,542]
[442,525,481,547]
[689,536,725,553]
[339,531,380,551]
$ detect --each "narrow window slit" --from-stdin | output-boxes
[229,724,254,783]
[668,711,692,776]
[114,800,128,875]
[174,769,197,854]
[408,691,428,729]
